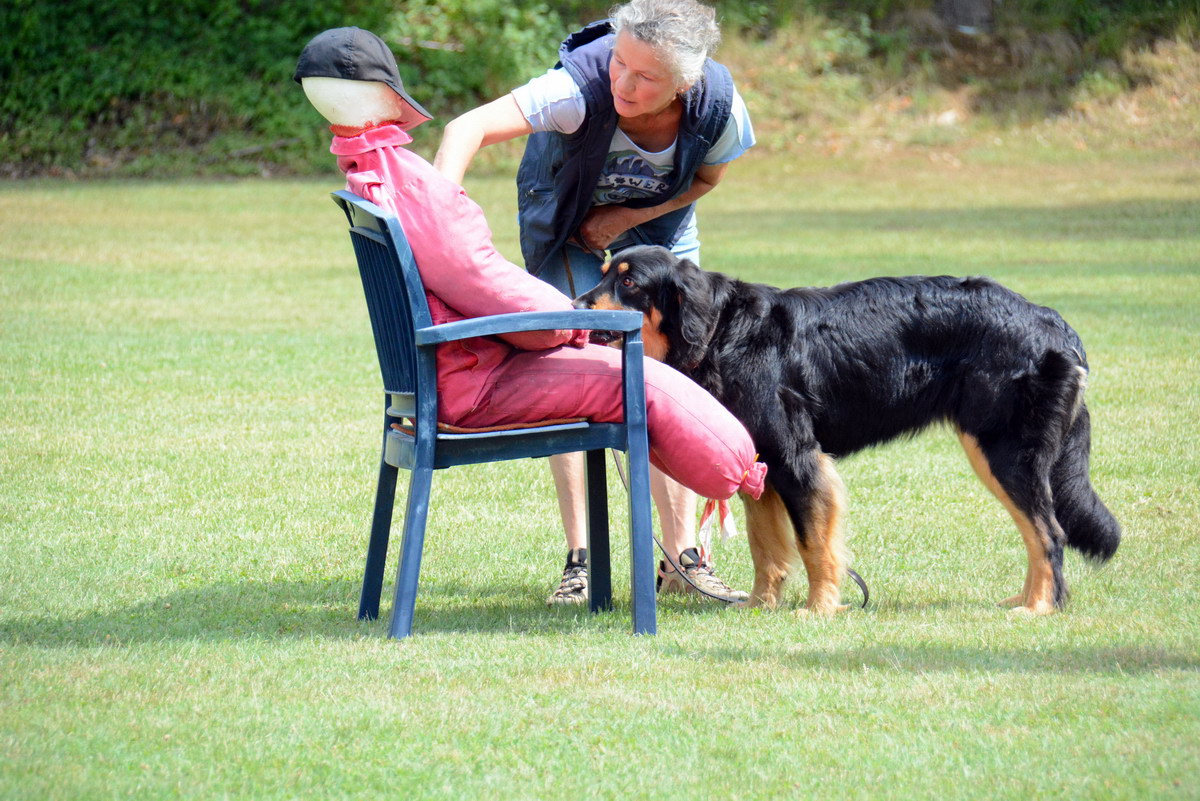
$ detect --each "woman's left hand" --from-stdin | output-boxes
[577,205,636,252]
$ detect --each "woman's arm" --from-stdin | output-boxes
[576,162,730,251]
[433,94,534,185]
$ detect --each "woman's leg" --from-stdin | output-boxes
[652,467,696,558]
[549,452,588,552]
[541,245,605,604]
[651,467,749,602]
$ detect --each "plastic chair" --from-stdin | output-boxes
[332,190,656,639]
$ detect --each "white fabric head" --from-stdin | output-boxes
[301,76,410,128]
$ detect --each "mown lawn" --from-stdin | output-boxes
[1,146,1197,799]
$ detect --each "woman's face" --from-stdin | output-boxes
[609,31,680,118]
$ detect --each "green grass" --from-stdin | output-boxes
[2,145,1198,799]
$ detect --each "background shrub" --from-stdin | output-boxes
[385,0,566,114]
[1,0,1195,177]
[0,0,397,176]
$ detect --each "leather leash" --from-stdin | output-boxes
[609,450,869,609]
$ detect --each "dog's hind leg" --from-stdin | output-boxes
[959,432,1065,615]
[741,483,795,609]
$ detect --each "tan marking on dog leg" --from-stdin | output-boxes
[959,432,1057,615]
[796,453,850,615]
[641,307,669,362]
[740,484,795,609]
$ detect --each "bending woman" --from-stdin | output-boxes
[435,0,756,605]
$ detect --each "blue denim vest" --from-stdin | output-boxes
[516,20,734,277]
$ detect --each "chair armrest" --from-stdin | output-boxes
[415,309,642,347]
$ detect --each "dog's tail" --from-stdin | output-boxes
[1043,356,1121,562]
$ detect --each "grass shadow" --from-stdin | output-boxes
[3,580,1195,676]
[676,642,1200,676]
[0,577,640,647]
[0,579,367,647]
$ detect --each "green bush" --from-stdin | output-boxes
[0,0,573,176]
[0,0,392,176]
[1,0,1195,176]
[386,0,568,113]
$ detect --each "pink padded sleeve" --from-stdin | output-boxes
[336,127,587,351]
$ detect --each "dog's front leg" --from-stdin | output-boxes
[741,483,794,608]
[743,451,850,614]
[792,451,849,615]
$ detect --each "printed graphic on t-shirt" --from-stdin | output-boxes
[593,150,672,205]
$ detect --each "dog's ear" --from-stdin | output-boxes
[659,257,717,369]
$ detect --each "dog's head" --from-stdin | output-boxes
[573,245,717,370]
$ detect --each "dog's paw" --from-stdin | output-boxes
[1008,601,1056,617]
[797,602,850,617]
[746,594,780,610]
[998,593,1025,609]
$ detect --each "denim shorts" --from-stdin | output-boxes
[534,223,702,300]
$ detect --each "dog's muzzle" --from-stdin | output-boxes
[588,330,623,346]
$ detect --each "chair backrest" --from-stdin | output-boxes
[332,191,436,419]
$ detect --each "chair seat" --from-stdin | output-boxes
[391,417,587,435]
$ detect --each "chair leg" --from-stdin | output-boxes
[359,458,399,621]
[585,449,612,613]
[626,438,657,636]
[388,465,433,639]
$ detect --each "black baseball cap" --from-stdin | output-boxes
[294,27,433,130]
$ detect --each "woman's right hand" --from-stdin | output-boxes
[433,95,534,186]
[577,205,639,252]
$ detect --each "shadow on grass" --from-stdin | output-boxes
[672,643,1200,675]
[4,579,1195,675]
[0,578,630,647]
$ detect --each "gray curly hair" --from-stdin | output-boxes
[610,0,720,88]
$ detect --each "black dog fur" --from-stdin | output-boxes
[576,245,1120,614]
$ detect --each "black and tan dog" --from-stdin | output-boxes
[576,245,1120,615]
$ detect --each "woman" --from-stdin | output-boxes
[435,0,755,606]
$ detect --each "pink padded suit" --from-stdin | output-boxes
[332,124,765,501]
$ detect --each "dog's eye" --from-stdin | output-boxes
[621,277,634,288]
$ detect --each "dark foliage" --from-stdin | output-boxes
[0,0,393,176]
[2,0,1194,176]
